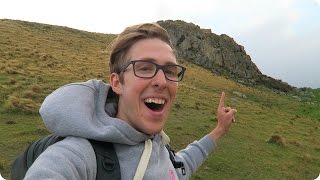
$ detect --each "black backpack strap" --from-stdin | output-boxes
[26,135,65,167]
[88,140,121,180]
[11,135,121,180]
[11,134,64,180]
[165,144,186,175]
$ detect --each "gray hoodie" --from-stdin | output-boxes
[24,80,216,180]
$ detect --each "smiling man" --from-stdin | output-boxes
[111,38,181,135]
[23,23,237,180]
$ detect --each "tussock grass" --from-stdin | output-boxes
[267,135,286,146]
[0,19,319,179]
[4,95,40,113]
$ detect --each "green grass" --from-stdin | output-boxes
[1,19,320,179]
[167,63,320,180]
[0,113,49,176]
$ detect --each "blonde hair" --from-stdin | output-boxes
[109,23,175,79]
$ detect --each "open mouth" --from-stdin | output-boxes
[144,98,165,112]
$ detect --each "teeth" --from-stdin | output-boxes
[145,98,165,104]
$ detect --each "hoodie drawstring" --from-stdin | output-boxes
[133,130,170,179]
[133,139,152,180]
[159,130,170,145]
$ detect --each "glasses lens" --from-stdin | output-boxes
[164,65,184,81]
[132,60,185,82]
[134,61,156,78]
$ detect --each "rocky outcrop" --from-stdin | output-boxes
[158,20,294,92]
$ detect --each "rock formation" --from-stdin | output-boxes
[158,20,294,92]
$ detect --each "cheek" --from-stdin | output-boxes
[123,79,147,97]
[123,75,141,90]
[169,84,178,98]
[131,81,147,93]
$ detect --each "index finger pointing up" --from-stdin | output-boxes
[218,92,225,109]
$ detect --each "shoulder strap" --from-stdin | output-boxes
[10,134,64,180]
[89,141,185,179]
[26,135,65,167]
[11,135,122,180]
[88,139,121,180]
[165,144,186,175]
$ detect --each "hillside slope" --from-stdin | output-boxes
[0,19,319,179]
[0,19,115,113]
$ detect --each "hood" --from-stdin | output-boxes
[39,80,151,145]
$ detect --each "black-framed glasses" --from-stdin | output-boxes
[120,60,186,82]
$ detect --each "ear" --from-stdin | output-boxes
[110,73,122,95]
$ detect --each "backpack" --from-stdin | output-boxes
[11,134,185,180]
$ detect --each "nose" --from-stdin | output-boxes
[151,69,167,88]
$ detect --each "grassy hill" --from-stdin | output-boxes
[0,19,319,179]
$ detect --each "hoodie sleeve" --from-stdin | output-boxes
[24,137,97,180]
[175,135,216,179]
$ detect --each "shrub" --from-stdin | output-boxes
[267,135,286,146]
[5,120,16,125]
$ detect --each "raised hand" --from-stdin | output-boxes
[209,92,237,142]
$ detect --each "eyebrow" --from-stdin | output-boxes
[136,58,178,65]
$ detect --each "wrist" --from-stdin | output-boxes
[209,127,224,142]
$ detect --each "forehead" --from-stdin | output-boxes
[125,38,177,64]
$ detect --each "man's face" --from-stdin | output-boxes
[111,38,178,135]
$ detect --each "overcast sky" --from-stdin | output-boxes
[1,0,319,88]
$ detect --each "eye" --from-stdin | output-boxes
[164,66,178,77]
[165,70,177,76]
[139,66,153,71]
[135,62,155,74]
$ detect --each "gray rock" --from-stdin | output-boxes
[158,20,294,92]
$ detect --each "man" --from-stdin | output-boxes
[24,23,237,179]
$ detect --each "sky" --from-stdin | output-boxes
[1,0,319,88]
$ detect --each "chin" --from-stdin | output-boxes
[143,126,163,135]
[145,129,161,135]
